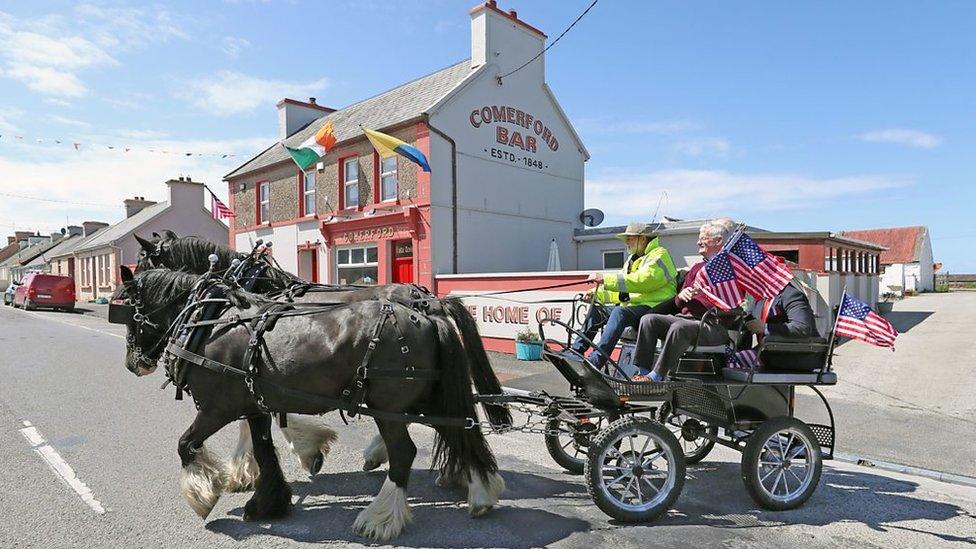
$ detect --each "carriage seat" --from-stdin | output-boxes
[722,368,837,385]
[618,326,731,354]
[721,333,836,384]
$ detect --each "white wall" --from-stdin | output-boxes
[429,52,586,275]
[576,232,703,271]
[234,219,326,282]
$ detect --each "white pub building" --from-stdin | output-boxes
[225,1,589,291]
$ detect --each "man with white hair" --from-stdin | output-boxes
[632,218,737,381]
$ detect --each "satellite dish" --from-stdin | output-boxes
[579,208,605,228]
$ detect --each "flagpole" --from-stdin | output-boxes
[723,223,747,252]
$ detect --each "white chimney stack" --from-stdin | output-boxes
[470,1,547,80]
[277,98,335,140]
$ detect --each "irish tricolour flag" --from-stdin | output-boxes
[285,121,336,170]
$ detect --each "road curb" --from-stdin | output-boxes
[833,452,976,489]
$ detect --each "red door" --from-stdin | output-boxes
[391,240,413,284]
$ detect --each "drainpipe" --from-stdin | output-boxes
[424,120,459,274]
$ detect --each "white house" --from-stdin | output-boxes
[842,226,935,293]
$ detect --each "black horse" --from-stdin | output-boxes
[132,232,507,483]
[115,267,506,540]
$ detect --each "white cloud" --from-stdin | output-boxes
[0,136,271,233]
[0,108,21,133]
[0,6,189,97]
[674,137,732,157]
[180,71,329,116]
[1,64,88,97]
[46,114,91,129]
[857,128,942,149]
[221,36,251,58]
[44,98,73,107]
[586,169,909,220]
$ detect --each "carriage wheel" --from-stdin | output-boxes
[658,402,717,464]
[741,417,822,511]
[545,416,605,475]
[585,416,685,523]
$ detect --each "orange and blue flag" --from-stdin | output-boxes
[363,127,431,172]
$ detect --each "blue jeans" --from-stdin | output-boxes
[572,303,653,366]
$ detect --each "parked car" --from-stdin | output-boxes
[3,282,17,306]
[13,273,75,312]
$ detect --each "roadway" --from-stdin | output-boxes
[0,302,974,548]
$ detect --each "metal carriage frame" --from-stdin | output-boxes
[528,299,840,522]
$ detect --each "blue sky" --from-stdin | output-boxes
[0,1,972,270]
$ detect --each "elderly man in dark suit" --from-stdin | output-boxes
[730,282,821,370]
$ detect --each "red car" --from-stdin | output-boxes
[13,273,76,312]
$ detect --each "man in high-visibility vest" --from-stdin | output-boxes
[570,222,678,369]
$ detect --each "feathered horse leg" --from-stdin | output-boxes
[177,411,235,519]
[225,420,260,492]
[279,414,338,475]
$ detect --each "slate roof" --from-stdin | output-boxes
[73,201,169,253]
[225,59,475,179]
[22,234,84,267]
[0,238,61,268]
[841,226,927,264]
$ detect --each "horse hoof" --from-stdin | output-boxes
[469,504,493,518]
[309,453,324,476]
[363,459,383,472]
[243,490,292,521]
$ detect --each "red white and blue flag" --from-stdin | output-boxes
[210,191,236,220]
[834,292,898,348]
[726,345,760,370]
[694,251,744,310]
[726,232,794,299]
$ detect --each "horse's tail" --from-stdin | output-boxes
[429,314,499,483]
[439,297,512,429]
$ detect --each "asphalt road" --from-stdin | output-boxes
[1,303,974,548]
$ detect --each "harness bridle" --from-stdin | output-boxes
[109,278,188,370]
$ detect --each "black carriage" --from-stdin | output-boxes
[532,304,838,522]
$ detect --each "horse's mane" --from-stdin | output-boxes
[164,236,244,273]
[129,268,269,310]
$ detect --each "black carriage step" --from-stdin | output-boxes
[721,368,837,385]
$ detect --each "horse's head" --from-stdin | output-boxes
[135,231,179,272]
[111,266,184,376]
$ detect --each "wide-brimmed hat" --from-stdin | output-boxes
[615,222,655,241]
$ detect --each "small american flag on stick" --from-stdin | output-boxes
[834,292,898,348]
[693,251,744,310]
[210,191,236,220]
[726,232,794,299]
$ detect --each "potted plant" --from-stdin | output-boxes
[515,326,543,361]
[876,291,896,314]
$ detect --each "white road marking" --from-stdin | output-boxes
[19,420,106,515]
[9,308,123,339]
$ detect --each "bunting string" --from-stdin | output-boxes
[0,132,241,159]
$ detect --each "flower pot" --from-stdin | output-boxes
[515,340,543,361]
[876,301,894,314]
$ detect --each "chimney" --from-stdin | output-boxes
[82,221,109,237]
[67,225,84,237]
[6,236,14,245]
[50,232,63,242]
[277,97,335,140]
[470,1,547,80]
[166,176,205,209]
[124,196,157,218]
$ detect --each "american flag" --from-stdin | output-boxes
[210,191,236,220]
[726,233,794,299]
[835,292,898,348]
[725,345,760,370]
[694,251,743,310]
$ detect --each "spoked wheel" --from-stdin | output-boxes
[585,416,685,522]
[741,417,822,510]
[545,416,605,475]
[658,402,717,464]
